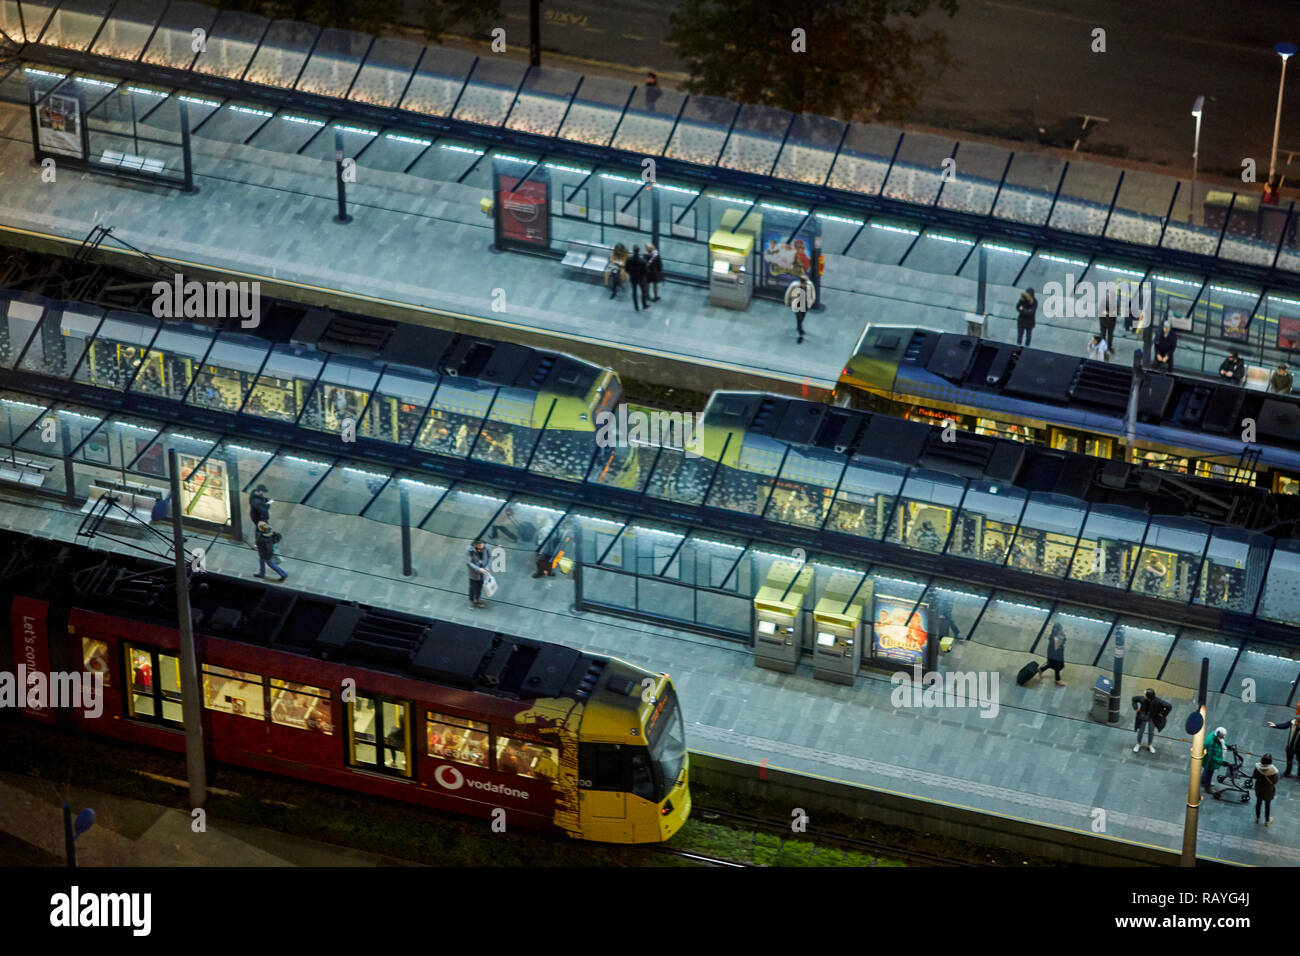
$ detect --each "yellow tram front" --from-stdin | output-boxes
[577,667,690,843]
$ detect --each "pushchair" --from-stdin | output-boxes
[1210,744,1253,803]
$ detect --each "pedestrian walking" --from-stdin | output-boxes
[254,520,288,582]
[1254,753,1280,826]
[1098,292,1117,352]
[1153,319,1178,370]
[644,71,660,110]
[1202,726,1227,796]
[1130,687,1169,754]
[1218,349,1245,384]
[645,243,663,301]
[1268,362,1293,394]
[249,484,272,536]
[784,273,815,343]
[625,245,649,311]
[1086,334,1109,362]
[466,538,490,609]
[1041,621,1067,685]
[1266,702,1300,775]
[1015,287,1037,347]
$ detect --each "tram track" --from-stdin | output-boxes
[695,804,981,867]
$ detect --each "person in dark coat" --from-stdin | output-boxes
[249,484,271,539]
[1253,753,1280,826]
[645,243,663,301]
[254,520,287,581]
[1153,320,1178,370]
[1266,701,1300,775]
[1130,687,1169,754]
[625,245,649,311]
[1218,349,1245,384]
[1041,621,1067,686]
[1098,291,1117,353]
[1015,288,1037,347]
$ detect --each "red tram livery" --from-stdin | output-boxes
[0,530,690,844]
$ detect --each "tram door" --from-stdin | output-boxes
[578,743,633,842]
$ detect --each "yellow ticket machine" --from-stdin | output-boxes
[812,575,871,686]
[752,560,813,673]
[708,229,754,310]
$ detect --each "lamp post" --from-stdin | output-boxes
[1190,95,1204,223]
[1268,43,1298,191]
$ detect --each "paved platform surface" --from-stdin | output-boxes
[0,486,1293,866]
[0,102,1240,390]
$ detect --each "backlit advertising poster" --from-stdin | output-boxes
[1221,309,1249,341]
[761,230,814,287]
[872,596,928,667]
[1279,315,1300,351]
[35,91,85,159]
[495,174,550,249]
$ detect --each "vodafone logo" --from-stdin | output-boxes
[434,765,464,790]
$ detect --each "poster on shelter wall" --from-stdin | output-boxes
[1278,315,1300,351]
[35,91,85,159]
[496,175,550,248]
[871,596,928,666]
[761,231,814,288]
[1221,309,1249,341]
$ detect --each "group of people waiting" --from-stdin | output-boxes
[1216,350,1293,394]
[605,243,662,310]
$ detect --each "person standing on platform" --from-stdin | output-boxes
[1098,291,1117,353]
[645,243,663,301]
[1254,754,1280,826]
[625,245,649,311]
[644,71,661,110]
[1266,702,1300,776]
[1041,621,1067,686]
[1015,287,1037,346]
[466,538,490,609]
[1202,726,1227,796]
[1153,320,1178,370]
[254,521,288,582]
[784,273,815,343]
[1130,688,1167,754]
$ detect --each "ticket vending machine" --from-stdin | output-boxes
[752,561,814,672]
[708,229,755,311]
[812,575,872,686]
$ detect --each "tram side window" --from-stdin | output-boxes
[81,637,110,687]
[426,712,490,768]
[495,735,560,781]
[347,694,413,778]
[202,664,266,720]
[270,679,333,734]
[125,644,183,725]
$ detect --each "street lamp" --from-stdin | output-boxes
[1268,42,1298,193]
[1191,95,1204,223]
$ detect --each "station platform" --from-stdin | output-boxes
[0,485,1293,867]
[0,100,1244,395]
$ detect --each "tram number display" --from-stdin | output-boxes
[872,596,928,666]
[646,692,667,735]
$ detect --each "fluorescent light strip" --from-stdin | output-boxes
[2,400,49,411]
[816,212,864,226]
[516,504,568,518]
[230,105,273,117]
[343,467,388,480]
[180,95,221,108]
[126,86,166,97]
[873,576,926,591]
[386,133,431,146]
[282,454,330,467]
[599,173,642,185]
[692,537,745,551]
[1268,295,1300,309]
[57,410,100,421]
[572,513,626,529]
[870,223,920,236]
[398,478,447,491]
[76,77,116,88]
[657,184,699,196]
[495,152,539,164]
[983,243,1031,256]
[113,421,157,432]
[1209,284,1258,297]
[283,115,325,126]
[454,491,507,503]
[440,144,484,155]
[335,124,376,136]
[1152,273,1202,287]
[223,444,265,454]
[711,193,754,205]
[24,68,66,79]
[926,232,974,245]
[1092,263,1147,278]
[543,162,589,175]
[1039,253,1089,266]
[990,598,1053,613]
[168,433,214,444]
[761,201,808,216]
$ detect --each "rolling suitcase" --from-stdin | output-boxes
[1016,661,1040,686]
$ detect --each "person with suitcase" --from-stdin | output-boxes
[1041,622,1067,686]
[1016,660,1040,686]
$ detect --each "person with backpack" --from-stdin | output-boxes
[784,273,816,344]
[1131,687,1169,754]
[254,520,288,582]
[1015,288,1037,347]
[1253,753,1280,826]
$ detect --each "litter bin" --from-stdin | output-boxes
[1090,675,1116,724]
[964,311,986,339]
